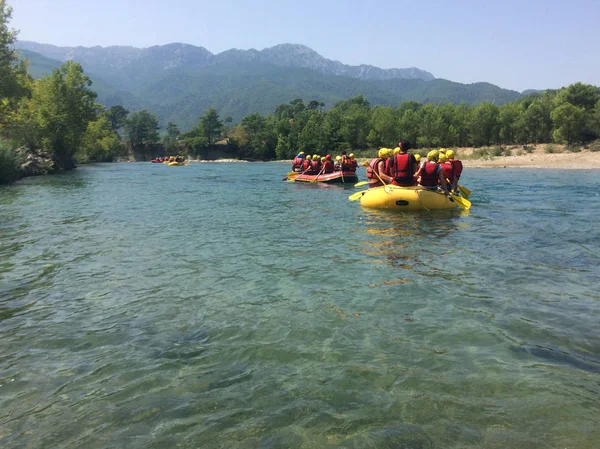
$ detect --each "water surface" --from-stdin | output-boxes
[1,163,599,448]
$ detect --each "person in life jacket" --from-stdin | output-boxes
[366,148,394,188]
[347,153,358,172]
[414,150,449,195]
[301,155,312,173]
[445,149,463,193]
[334,155,342,171]
[340,151,349,170]
[310,154,322,174]
[323,154,335,173]
[389,141,418,187]
[439,153,454,187]
[292,152,305,172]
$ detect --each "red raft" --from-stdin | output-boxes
[289,171,359,184]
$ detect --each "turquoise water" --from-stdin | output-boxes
[1,162,599,449]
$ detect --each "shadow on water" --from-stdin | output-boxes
[510,345,600,374]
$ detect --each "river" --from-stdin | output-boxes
[1,162,599,448]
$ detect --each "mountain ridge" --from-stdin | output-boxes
[14,40,435,82]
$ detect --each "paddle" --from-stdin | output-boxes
[310,166,325,183]
[349,190,368,201]
[451,194,471,210]
[458,185,471,198]
[354,181,368,187]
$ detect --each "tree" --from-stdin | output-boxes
[125,109,160,149]
[298,114,324,155]
[106,105,129,131]
[551,103,585,144]
[10,61,98,168]
[524,100,551,143]
[78,115,121,162]
[0,1,32,126]
[162,121,180,153]
[470,102,499,147]
[199,108,224,146]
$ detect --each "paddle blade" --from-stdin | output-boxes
[451,194,471,210]
[349,190,367,201]
[360,161,370,167]
[354,181,368,187]
[458,185,471,198]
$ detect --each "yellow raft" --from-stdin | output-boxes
[360,185,458,211]
[168,162,187,166]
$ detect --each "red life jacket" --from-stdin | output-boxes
[348,159,358,171]
[441,162,454,181]
[420,162,439,187]
[450,159,463,180]
[292,156,303,169]
[301,159,311,171]
[391,153,416,186]
[366,158,385,187]
[323,160,334,173]
[311,160,321,171]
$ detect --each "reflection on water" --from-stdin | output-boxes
[0,164,599,448]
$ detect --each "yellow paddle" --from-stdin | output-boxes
[310,167,325,183]
[349,190,368,201]
[444,192,471,210]
[354,181,368,187]
[458,185,471,198]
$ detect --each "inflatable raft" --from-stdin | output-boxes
[359,185,458,211]
[168,161,187,166]
[289,171,358,184]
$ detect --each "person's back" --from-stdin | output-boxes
[347,153,358,172]
[446,150,463,191]
[390,142,417,187]
[366,149,393,188]
[323,155,334,173]
[302,155,312,172]
[292,153,304,171]
[311,156,321,173]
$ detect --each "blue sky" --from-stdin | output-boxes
[10,0,600,92]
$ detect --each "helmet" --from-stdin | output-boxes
[336,156,342,161]
[393,147,401,155]
[306,155,311,160]
[326,154,331,159]
[438,154,448,163]
[414,154,421,162]
[378,148,388,158]
[439,148,446,154]
[427,150,439,161]
[299,152,304,155]
[321,157,326,162]
[313,154,318,159]
[297,153,303,157]
[446,150,455,159]
[349,153,354,158]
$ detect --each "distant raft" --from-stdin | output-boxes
[289,171,359,184]
[358,185,459,211]
[168,162,187,166]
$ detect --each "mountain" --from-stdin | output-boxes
[15,41,435,83]
[15,42,523,129]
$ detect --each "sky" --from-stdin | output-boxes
[9,0,600,92]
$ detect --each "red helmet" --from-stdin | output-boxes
[326,154,331,159]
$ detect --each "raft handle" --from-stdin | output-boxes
[395,200,410,207]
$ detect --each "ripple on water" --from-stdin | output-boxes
[0,164,599,448]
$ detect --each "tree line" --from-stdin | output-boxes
[130,83,599,162]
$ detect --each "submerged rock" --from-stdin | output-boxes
[340,425,434,449]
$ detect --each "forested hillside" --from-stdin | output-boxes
[18,43,522,129]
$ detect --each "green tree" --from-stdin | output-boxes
[106,105,129,131]
[199,108,223,146]
[298,113,324,155]
[162,121,180,153]
[78,115,121,162]
[125,109,160,149]
[551,103,585,144]
[524,100,551,143]
[0,0,31,124]
[470,102,499,147]
[10,61,98,168]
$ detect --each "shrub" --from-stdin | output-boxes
[523,145,533,154]
[515,149,525,156]
[589,140,600,152]
[566,144,582,153]
[0,141,22,185]
[545,144,558,154]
